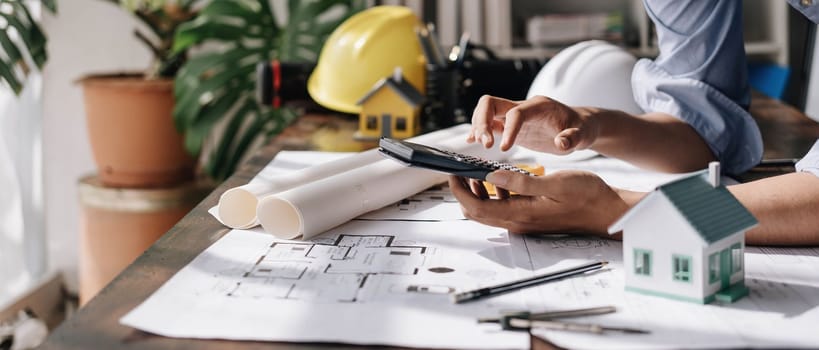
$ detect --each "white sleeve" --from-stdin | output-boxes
[796,140,819,177]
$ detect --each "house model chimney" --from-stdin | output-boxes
[708,161,720,187]
[393,67,402,82]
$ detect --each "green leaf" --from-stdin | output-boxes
[174,17,249,53]
[0,57,23,95]
[173,0,364,180]
[7,2,49,68]
[41,0,58,13]
[206,98,257,179]
[278,0,365,62]
[173,55,256,129]
[219,110,267,179]
[0,30,24,70]
[182,88,244,156]
[0,0,51,96]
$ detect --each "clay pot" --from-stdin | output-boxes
[81,74,195,188]
[78,175,213,305]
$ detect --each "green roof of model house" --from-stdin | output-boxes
[610,171,758,244]
[660,174,758,243]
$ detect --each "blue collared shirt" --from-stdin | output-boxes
[636,0,819,177]
[786,0,819,177]
[633,0,762,175]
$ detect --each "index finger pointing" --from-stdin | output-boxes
[470,95,518,148]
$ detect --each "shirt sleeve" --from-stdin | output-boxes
[796,140,819,177]
[632,0,763,175]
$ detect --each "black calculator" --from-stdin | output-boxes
[378,137,533,180]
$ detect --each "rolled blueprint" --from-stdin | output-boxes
[218,124,476,229]
[257,134,505,239]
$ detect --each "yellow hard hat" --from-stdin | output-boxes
[308,6,426,114]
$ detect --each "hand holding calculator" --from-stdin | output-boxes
[378,137,533,180]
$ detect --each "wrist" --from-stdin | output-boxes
[590,188,642,236]
[576,107,635,154]
[615,188,646,207]
[573,107,605,150]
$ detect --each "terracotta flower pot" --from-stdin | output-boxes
[78,175,213,305]
[82,74,195,188]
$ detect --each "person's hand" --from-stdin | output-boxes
[466,95,600,154]
[448,170,641,236]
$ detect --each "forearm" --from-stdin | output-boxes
[579,108,715,173]
[727,172,819,246]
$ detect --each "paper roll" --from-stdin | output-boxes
[217,124,476,229]
[257,133,505,239]
[218,151,381,228]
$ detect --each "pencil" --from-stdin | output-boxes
[452,261,608,304]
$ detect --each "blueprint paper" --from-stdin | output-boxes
[121,221,531,349]
[506,234,819,349]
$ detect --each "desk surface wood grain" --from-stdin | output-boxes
[41,96,819,350]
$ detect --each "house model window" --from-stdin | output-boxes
[731,243,742,273]
[634,249,652,276]
[672,255,692,283]
[708,252,720,284]
[366,115,378,130]
[609,162,758,304]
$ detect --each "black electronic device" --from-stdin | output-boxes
[378,137,532,180]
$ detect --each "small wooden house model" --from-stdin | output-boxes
[608,162,757,304]
[355,67,424,140]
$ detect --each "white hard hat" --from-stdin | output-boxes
[527,40,642,114]
[526,40,642,161]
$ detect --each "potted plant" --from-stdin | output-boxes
[171,0,365,181]
[0,0,56,95]
[80,0,197,187]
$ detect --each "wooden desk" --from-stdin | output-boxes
[41,96,819,350]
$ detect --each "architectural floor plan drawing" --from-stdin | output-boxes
[122,219,531,349]
[229,234,431,303]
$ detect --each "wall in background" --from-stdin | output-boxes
[0,74,44,307]
[42,0,152,292]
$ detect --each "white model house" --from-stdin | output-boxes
[608,163,758,304]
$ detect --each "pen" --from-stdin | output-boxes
[508,318,650,335]
[452,261,608,303]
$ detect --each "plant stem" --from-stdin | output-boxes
[133,29,163,59]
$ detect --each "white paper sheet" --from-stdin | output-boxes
[173,150,819,349]
[506,234,819,349]
[124,208,819,349]
[356,183,466,222]
[121,221,530,349]
[509,147,690,192]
